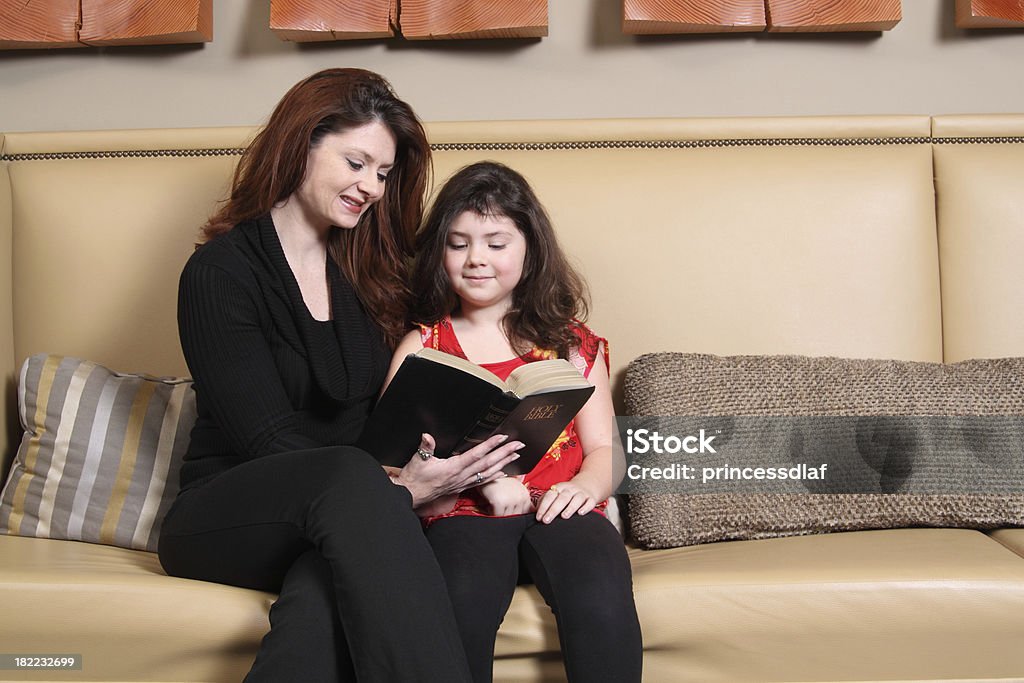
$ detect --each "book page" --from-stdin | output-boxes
[507,358,590,397]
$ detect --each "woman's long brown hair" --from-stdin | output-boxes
[203,68,431,347]
[411,161,589,358]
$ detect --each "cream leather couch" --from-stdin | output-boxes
[2,115,1024,682]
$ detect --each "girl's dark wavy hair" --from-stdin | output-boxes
[411,161,589,358]
[201,68,431,347]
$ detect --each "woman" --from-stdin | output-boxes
[158,68,522,682]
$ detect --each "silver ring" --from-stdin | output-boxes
[416,447,433,461]
[474,472,483,485]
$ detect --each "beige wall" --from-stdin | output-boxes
[0,2,1022,133]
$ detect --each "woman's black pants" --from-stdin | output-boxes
[158,446,473,683]
[425,512,643,683]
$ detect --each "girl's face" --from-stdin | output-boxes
[291,120,396,231]
[443,210,527,315]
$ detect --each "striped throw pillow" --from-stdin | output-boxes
[0,354,196,552]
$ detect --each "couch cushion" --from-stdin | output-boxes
[5,529,1023,683]
[0,534,271,682]
[0,354,195,551]
[625,352,1024,549]
[0,533,567,683]
[630,528,1024,682]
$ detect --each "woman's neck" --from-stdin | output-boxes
[270,202,333,321]
[270,202,331,265]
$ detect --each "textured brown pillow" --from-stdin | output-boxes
[624,353,1024,549]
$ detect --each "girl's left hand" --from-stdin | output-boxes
[479,476,532,517]
[535,480,600,524]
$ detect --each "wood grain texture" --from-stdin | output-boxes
[623,0,766,34]
[766,0,901,32]
[399,0,547,40]
[0,0,81,49]
[80,0,212,45]
[270,0,394,41]
[956,0,1024,28]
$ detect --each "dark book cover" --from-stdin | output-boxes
[357,353,594,474]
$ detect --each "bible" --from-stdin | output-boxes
[358,347,595,474]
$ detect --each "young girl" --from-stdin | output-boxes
[385,161,643,683]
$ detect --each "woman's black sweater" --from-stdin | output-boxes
[176,214,390,489]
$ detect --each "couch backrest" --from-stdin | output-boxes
[932,115,1024,363]
[2,115,1023,468]
[430,117,942,373]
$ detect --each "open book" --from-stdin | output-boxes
[358,348,595,475]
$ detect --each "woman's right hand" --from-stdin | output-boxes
[394,433,523,510]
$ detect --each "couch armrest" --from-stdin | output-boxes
[0,133,16,480]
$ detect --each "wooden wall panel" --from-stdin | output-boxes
[0,0,81,49]
[270,0,395,41]
[400,0,547,40]
[623,0,766,34]
[766,0,901,32]
[956,0,1024,28]
[80,0,212,46]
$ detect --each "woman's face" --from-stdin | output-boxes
[292,120,397,231]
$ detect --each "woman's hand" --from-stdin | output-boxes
[478,476,532,517]
[394,433,523,509]
[535,479,601,524]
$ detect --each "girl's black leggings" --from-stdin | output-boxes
[425,511,643,683]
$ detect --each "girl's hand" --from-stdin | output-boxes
[535,480,600,524]
[478,476,532,516]
[414,493,458,518]
[395,433,523,509]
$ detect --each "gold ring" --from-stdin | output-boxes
[550,484,560,492]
